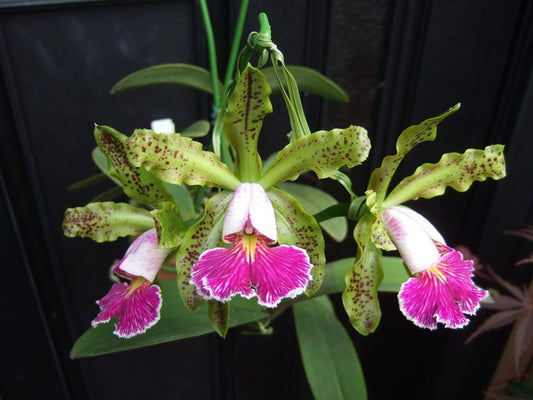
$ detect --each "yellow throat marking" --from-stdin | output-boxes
[127,276,147,296]
[241,234,258,263]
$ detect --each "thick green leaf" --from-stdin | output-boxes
[368,104,460,205]
[208,300,229,338]
[224,65,273,181]
[175,191,233,310]
[318,256,407,296]
[111,63,222,94]
[126,129,240,190]
[92,147,122,186]
[259,125,370,189]
[278,182,347,242]
[342,215,383,335]
[70,280,267,358]
[162,182,196,221]
[94,125,174,207]
[294,295,367,400]
[67,173,109,191]
[268,188,325,295]
[383,145,506,207]
[263,65,349,102]
[182,119,210,138]
[63,202,154,242]
[150,202,184,248]
[508,380,533,399]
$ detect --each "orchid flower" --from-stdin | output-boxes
[122,65,370,319]
[343,104,506,334]
[191,182,312,307]
[92,229,171,338]
[381,206,487,329]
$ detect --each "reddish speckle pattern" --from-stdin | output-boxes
[150,202,184,248]
[208,300,229,337]
[368,104,460,200]
[175,191,233,310]
[261,125,370,188]
[386,144,506,205]
[342,215,383,335]
[95,126,172,207]
[124,129,239,190]
[268,188,326,295]
[63,202,153,242]
[224,66,273,180]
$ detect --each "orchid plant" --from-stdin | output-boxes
[63,3,507,399]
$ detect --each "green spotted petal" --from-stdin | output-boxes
[125,129,240,190]
[384,145,506,208]
[63,202,153,242]
[150,202,185,248]
[268,188,325,296]
[368,104,460,205]
[208,300,229,338]
[259,125,370,189]
[175,191,233,310]
[364,190,395,251]
[224,65,272,181]
[342,214,383,335]
[94,125,174,207]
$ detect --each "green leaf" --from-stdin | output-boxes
[70,280,267,358]
[63,202,154,242]
[342,214,383,335]
[92,147,122,186]
[268,188,325,296]
[259,125,370,189]
[94,125,174,207]
[263,65,349,102]
[223,65,273,181]
[182,119,210,138]
[125,129,240,190]
[90,186,125,203]
[208,300,229,338]
[175,191,233,310]
[293,295,367,400]
[508,380,533,399]
[317,256,407,297]
[110,63,222,95]
[278,182,347,242]
[368,103,460,205]
[162,182,196,221]
[67,173,109,191]
[150,202,185,248]
[383,144,506,207]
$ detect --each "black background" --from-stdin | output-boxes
[1,0,532,399]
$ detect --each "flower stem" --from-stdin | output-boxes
[222,0,250,92]
[198,0,221,107]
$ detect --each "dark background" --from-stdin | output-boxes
[1,0,532,399]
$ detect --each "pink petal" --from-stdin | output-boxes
[191,245,255,302]
[114,282,162,338]
[92,282,128,326]
[398,249,488,329]
[251,242,312,307]
[191,238,312,307]
[114,229,170,282]
[91,281,162,338]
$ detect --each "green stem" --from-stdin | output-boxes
[198,0,221,107]
[222,0,250,92]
